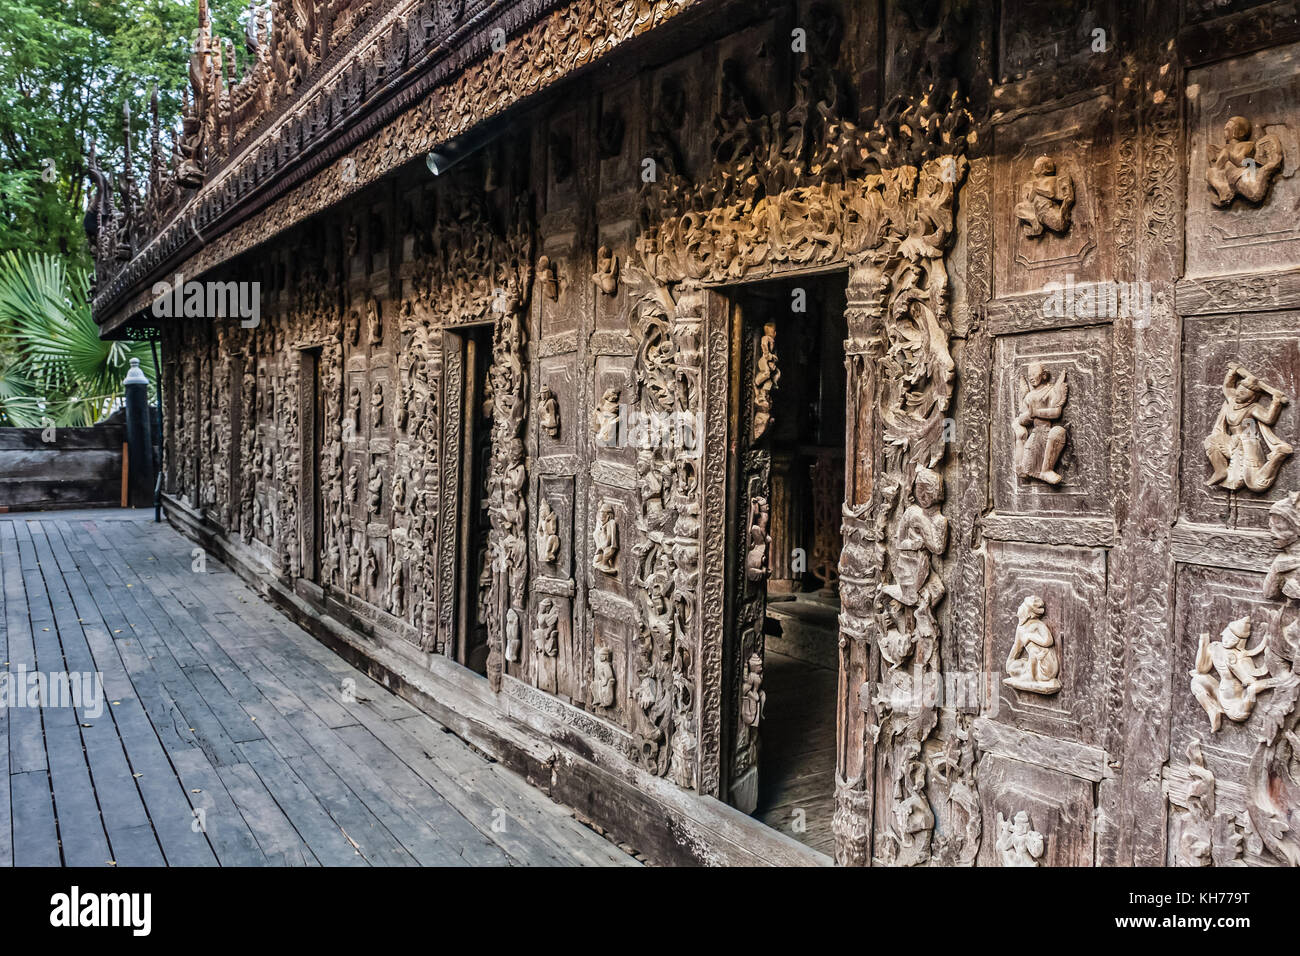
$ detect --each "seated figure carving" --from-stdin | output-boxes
[1206,115,1285,207]
[1005,595,1062,694]
[1014,156,1075,237]
[1190,615,1282,733]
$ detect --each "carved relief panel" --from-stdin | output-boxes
[1180,311,1300,530]
[991,326,1113,517]
[1186,42,1300,279]
[975,754,1094,867]
[993,97,1115,297]
[983,541,1108,748]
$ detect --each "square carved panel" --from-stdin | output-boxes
[993,96,1115,297]
[1186,42,1300,278]
[975,754,1094,866]
[535,475,574,579]
[1180,311,1300,530]
[983,541,1108,747]
[991,325,1113,517]
[1170,564,1296,774]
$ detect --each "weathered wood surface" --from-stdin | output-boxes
[0,426,126,512]
[0,510,637,867]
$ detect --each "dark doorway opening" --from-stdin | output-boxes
[726,272,846,856]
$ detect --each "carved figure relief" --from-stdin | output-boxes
[1177,740,1245,867]
[740,653,765,728]
[538,384,560,439]
[593,387,621,447]
[347,384,361,434]
[592,645,616,708]
[1014,363,1069,485]
[1265,492,1300,601]
[745,495,771,582]
[593,244,619,295]
[370,383,384,428]
[1206,116,1286,207]
[536,255,558,300]
[536,498,560,565]
[995,811,1046,866]
[367,296,382,345]
[364,547,378,589]
[1014,156,1074,237]
[1005,595,1062,695]
[752,322,779,441]
[367,462,382,515]
[593,502,619,575]
[886,744,934,867]
[388,563,404,616]
[346,463,359,504]
[533,597,559,658]
[1191,615,1282,732]
[1204,363,1292,493]
[505,608,521,663]
[881,467,947,649]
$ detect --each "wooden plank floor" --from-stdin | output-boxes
[753,649,838,857]
[0,510,637,868]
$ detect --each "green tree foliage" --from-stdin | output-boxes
[0,0,251,269]
[0,250,156,425]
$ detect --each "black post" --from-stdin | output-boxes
[124,358,154,508]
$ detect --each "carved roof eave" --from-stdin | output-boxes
[98,0,705,338]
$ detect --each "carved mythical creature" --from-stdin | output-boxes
[1005,595,1062,695]
[1264,492,1300,601]
[995,811,1045,867]
[1204,363,1292,493]
[593,503,619,575]
[536,498,560,565]
[592,645,616,708]
[752,322,779,441]
[1191,615,1282,733]
[1013,156,1074,237]
[1014,363,1069,485]
[740,653,765,728]
[745,496,771,582]
[593,387,621,446]
[1206,115,1286,207]
[593,244,619,295]
[538,384,560,438]
[533,598,559,658]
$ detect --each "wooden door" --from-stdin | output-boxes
[726,297,777,813]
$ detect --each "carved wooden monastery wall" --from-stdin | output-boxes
[130,0,1300,866]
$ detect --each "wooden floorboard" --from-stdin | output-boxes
[0,511,631,867]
